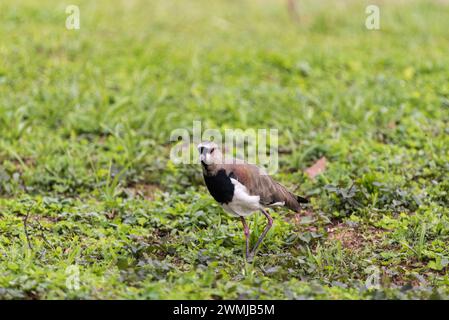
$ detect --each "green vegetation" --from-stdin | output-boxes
[1,0,448,299]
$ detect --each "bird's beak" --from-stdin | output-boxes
[200,154,206,166]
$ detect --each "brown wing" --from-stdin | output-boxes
[223,163,304,212]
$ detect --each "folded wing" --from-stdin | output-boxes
[224,163,307,212]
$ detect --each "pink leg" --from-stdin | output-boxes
[240,217,250,259]
[249,208,273,259]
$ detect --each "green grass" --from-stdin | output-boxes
[1,0,449,299]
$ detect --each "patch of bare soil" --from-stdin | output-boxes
[125,184,160,200]
[326,223,384,250]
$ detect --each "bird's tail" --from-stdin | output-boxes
[296,195,309,204]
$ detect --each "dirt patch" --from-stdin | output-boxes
[125,184,160,200]
[304,157,327,179]
[10,157,35,171]
[327,223,384,250]
[327,223,363,249]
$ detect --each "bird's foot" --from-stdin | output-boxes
[246,252,255,263]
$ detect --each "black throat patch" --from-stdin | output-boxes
[203,169,234,204]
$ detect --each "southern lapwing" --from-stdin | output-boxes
[198,141,308,261]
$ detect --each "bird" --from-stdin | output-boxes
[197,141,308,261]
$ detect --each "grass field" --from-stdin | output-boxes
[1,0,449,299]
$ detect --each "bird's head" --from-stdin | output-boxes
[197,141,223,167]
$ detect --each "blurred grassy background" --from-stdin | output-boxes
[0,0,448,299]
